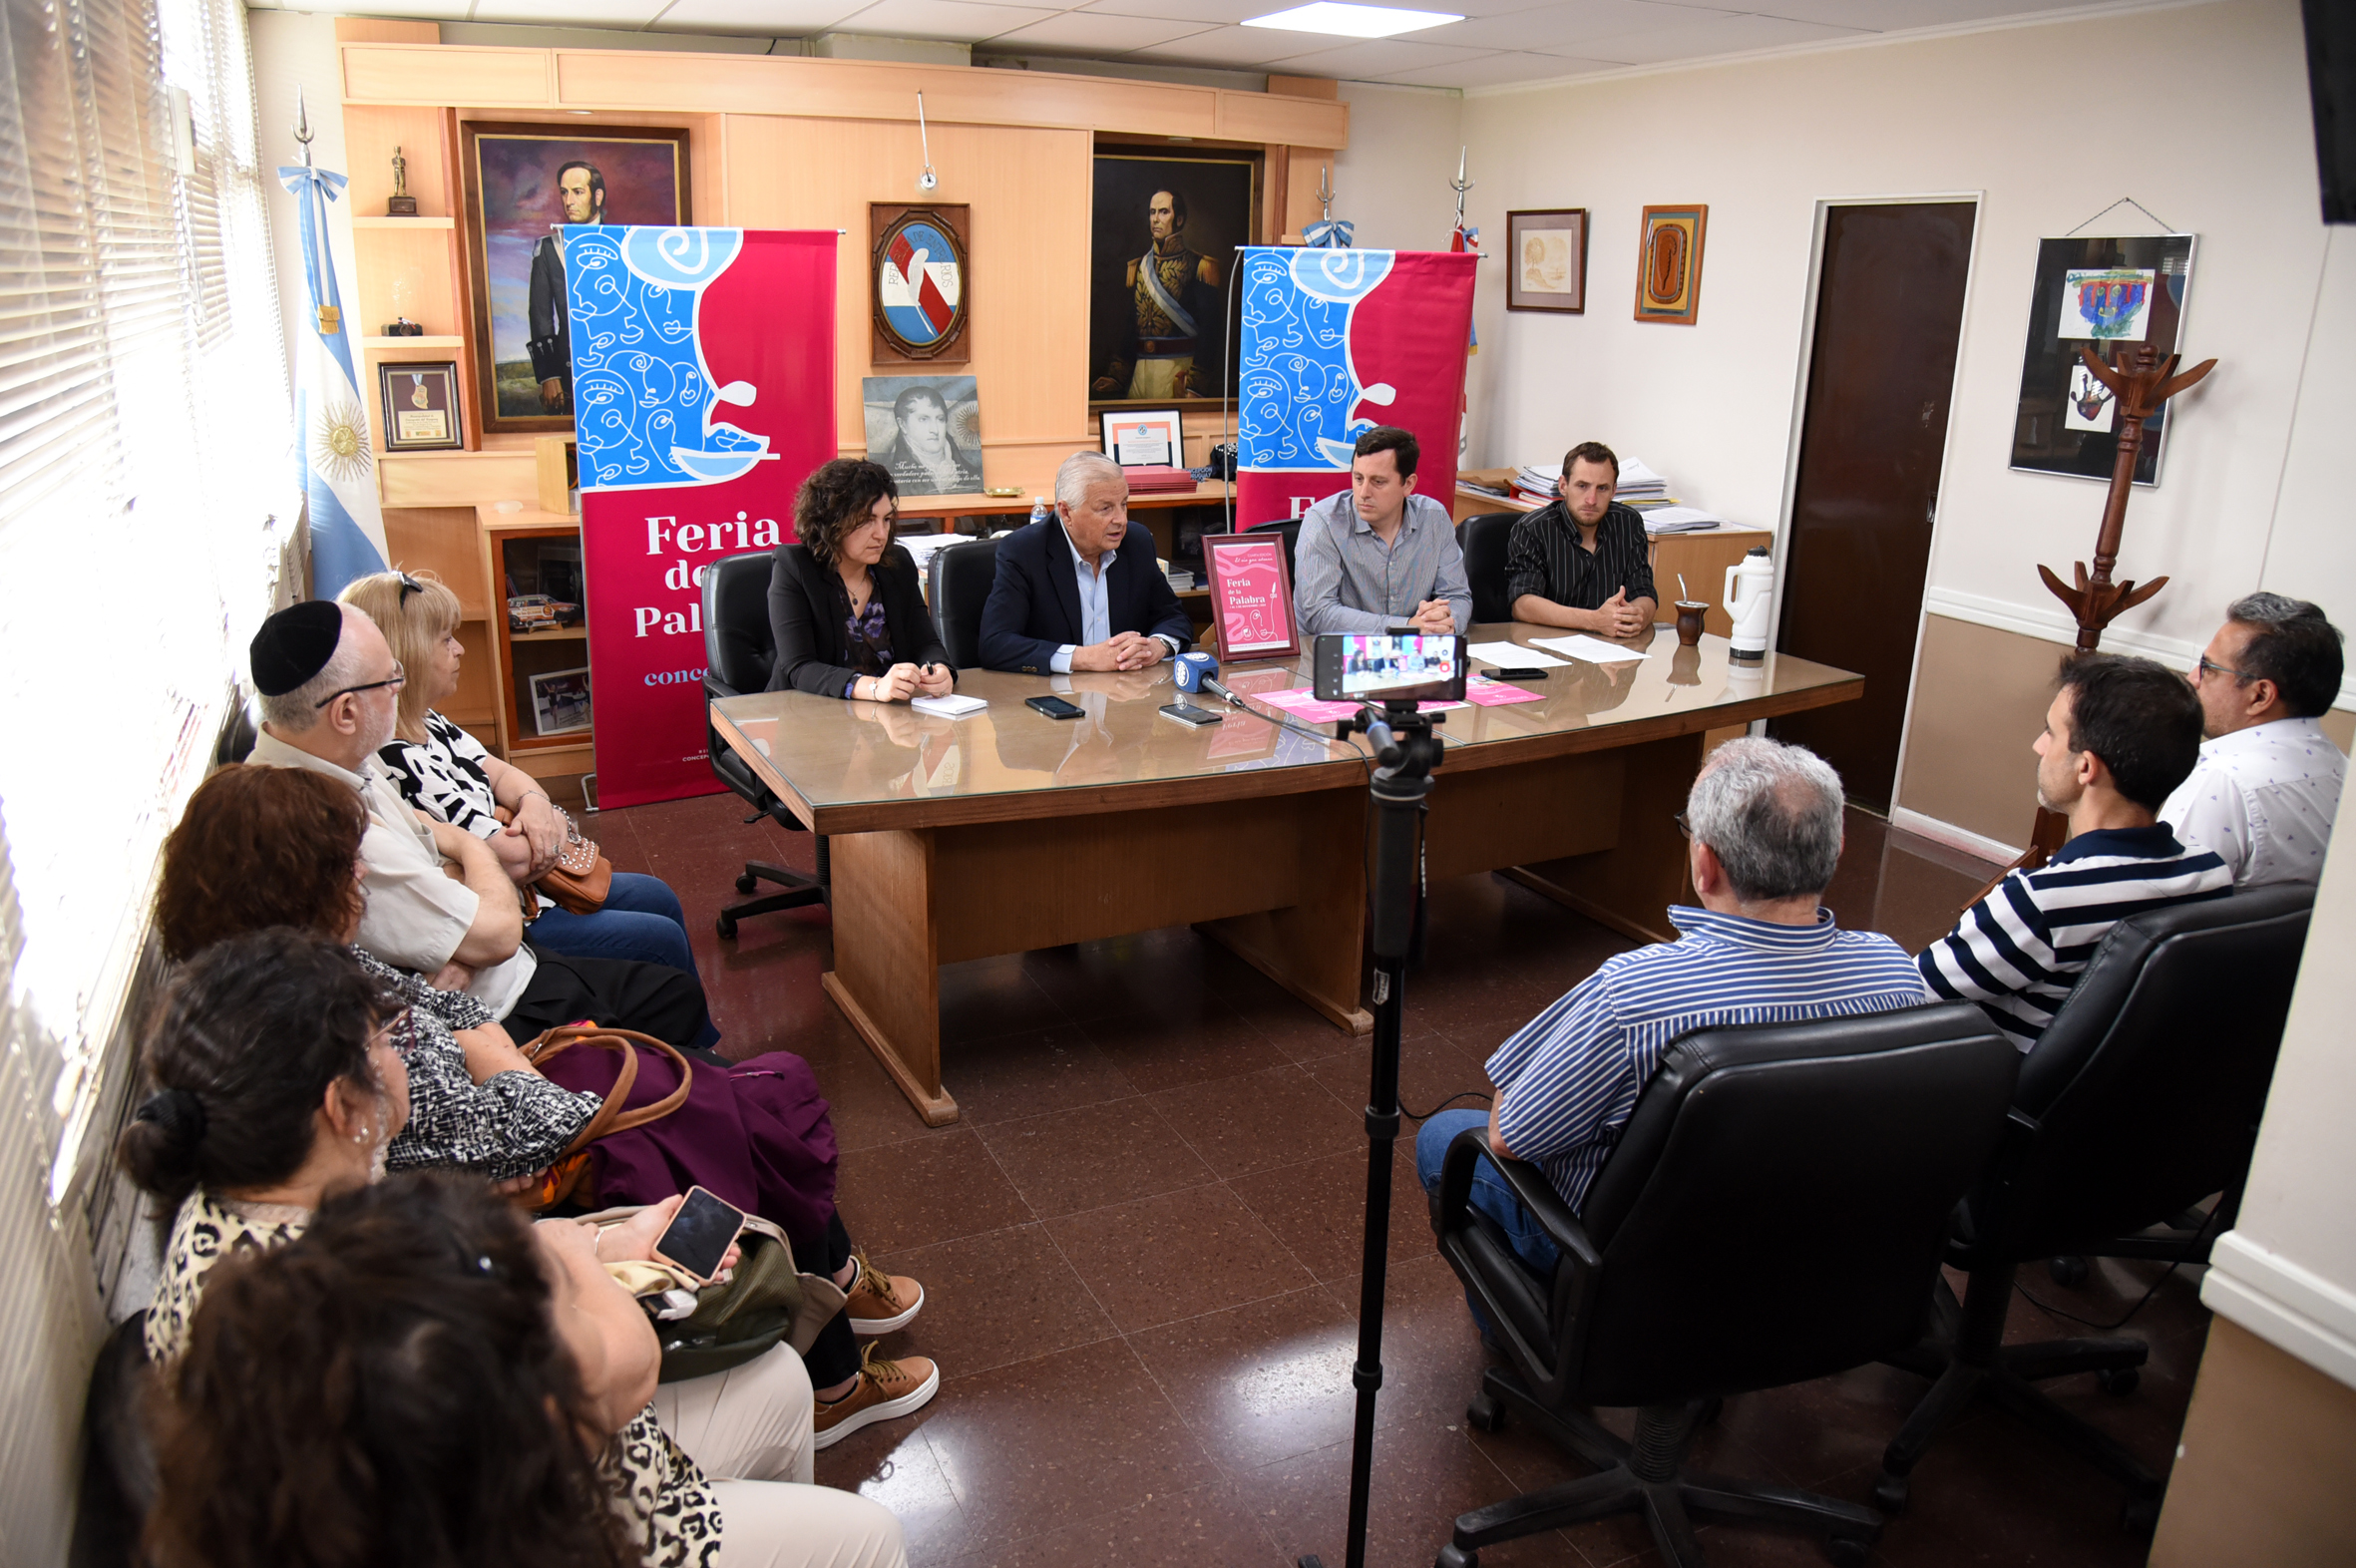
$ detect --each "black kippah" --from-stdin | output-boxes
[250,599,345,696]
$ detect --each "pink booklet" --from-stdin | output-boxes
[1463,676,1546,707]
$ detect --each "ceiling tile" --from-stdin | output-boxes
[1123,22,1321,64]
[1735,0,2086,27]
[825,0,1062,40]
[1418,0,1730,54]
[1378,47,1615,86]
[343,0,473,16]
[983,11,1215,48]
[1249,37,1504,77]
[469,0,672,24]
[652,0,877,32]
[1534,10,1865,64]
[1078,0,1287,25]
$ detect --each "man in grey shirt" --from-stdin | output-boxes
[1293,425,1473,637]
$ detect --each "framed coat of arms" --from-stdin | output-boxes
[871,203,970,365]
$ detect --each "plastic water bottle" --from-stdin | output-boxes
[1028,496,1050,528]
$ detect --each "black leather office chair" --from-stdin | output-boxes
[1875,884,2313,1534]
[926,536,1000,670]
[1243,517,1301,584]
[1430,1001,2019,1568]
[700,549,826,940]
[68,1313,153,1568]
[1456,511,1517,624]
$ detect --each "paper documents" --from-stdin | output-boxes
[911,693,987,718]
[1468,640,1568,668]
[1530,633,1651,663]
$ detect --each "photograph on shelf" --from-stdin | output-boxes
[1506,208,1588,313]
[1633,204,1707,324]
[1099,407,1183,468]
[862,374,982,496]
[530,666,593,736]
[460,122,690,434]
[1089,150,1257,410]
[376,360,462,452]
[871,203,971,365]
[2009,233,2195,486]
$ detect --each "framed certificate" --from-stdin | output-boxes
[1099,407,1183,468]
[1200,529,1299,662]
[377,360,463,452]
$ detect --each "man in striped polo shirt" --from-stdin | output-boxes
[1921,654,2232,1052]
[1414,738,1928,1282]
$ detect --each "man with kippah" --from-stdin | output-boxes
[245,600,712,1049]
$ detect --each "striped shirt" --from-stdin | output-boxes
[1919,825,2232,1052]
[1504,499,1657,613]
[1293,491,1473,634]
[1488,906,1929,1212]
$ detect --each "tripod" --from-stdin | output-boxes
[1300,699,1444,1568]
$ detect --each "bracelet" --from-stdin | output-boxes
[590,1226,603,1258]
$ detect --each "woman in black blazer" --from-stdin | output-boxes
[767,459,957,701]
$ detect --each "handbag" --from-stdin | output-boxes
[535,811,613,915]
[517,1023,695,1210]
[578,1206,850,1381]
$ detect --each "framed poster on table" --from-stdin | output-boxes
[1099,407,1183,468]
[1200,530,1299,662]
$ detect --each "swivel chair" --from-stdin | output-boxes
[1455,511,1517,624]
[1243,517,1302,584]
[925,536,1000,669]
[1875,884,2313,1534]
[700,550,826,940]
[1430,1001,2019,1568]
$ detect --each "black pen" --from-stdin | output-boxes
[1483,667,1549,680]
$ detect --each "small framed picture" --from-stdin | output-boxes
[1635,204,1708,325]
[1099,408,1184,468]
[1200,529,1300,662]
[529,666,592,736]
[377,360,463,451]
[1506,208,1587,313]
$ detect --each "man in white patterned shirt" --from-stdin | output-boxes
[2160,593,2345,888]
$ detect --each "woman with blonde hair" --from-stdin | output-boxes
[338,571,708,1006]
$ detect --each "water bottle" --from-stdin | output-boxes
[1028,496,1050,528]
[1724,547,1774,662]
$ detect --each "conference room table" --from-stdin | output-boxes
[709,625,1862,1125]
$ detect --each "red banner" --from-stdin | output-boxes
[567,227,838,808]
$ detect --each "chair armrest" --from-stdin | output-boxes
[704,673,745,702]
[1438,1126,1603,1272]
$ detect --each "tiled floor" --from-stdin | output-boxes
[600,790,2203,1568]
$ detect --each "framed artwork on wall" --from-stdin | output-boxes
[863,373,982,495]
[376,360,462,452]
[871,203,971,365]
[1200,529,1299,662]
[1506,208,1588,313]
[460,122,690,435]
[1089,149,1259,411]
[1634,203,1707,325]
[2009,233,2197,487]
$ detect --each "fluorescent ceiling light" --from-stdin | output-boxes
[1242,3,1462,39]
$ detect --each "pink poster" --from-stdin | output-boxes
[1203,533,1298,659]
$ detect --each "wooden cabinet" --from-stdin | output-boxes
[478,511,595,783]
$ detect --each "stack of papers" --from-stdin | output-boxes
[898,532,970,572]
[1511,464,1558,503]
[1614,457,1670,502]
[1165,569,1196,590]
[1468,640,1568,668]
[1123,464,1196,493]
[911,693,986,718]
[1513,455,1675,509]
[1637,504,1725,536]
[1530,633,1651,664]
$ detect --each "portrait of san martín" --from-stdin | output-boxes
[1088,152,1257,409]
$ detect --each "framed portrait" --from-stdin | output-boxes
[1200,529,1300,662]
[529,666,592,736]
[871,203,970,365]
[863,374,982,496]
[1506,208,1587,313]
[2009,233,2196,487]
[460,122,690,435]
[1099,407,1183,468]
[1089,149,1259,411]
[1634,204,1707,325]
[376,360,462,452]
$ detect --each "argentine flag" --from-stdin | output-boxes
[277,161,388,597]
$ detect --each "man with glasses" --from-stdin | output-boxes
[1412,739,1926,1294]
[2160,593,2346,887]
[246,600,712,1051]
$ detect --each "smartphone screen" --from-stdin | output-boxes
[1025,695,1084,720]
[1312,632,1468,703]
[652,1186,745,1282]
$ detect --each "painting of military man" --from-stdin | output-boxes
[1089,152,1256,408]
[461,123,689,434]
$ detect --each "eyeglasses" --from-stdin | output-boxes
[314,661,406,708]
[2195,656,2255,684]
[1673,811,1693,840]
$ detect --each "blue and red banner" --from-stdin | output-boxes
[567,225,837,808]
[1234,247,1477,528]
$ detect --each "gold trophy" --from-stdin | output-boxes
[387,145,418,217]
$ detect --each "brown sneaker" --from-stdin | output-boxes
[812,1343,941,1449]
[843,1248,925,1336]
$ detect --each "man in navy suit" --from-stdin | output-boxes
[980,451,1193,674]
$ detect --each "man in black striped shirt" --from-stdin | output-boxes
[1506,441,1657,635]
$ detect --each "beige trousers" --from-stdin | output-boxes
[653,1346,908,1568]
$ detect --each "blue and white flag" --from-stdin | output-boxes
[276,162,388,597]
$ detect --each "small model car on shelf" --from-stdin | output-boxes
[507,593,582,632]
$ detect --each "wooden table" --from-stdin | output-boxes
[710,626,1861,1124]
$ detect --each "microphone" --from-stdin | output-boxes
[1174,651,1245,708]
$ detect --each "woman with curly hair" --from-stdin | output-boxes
[767,459,956,702]
[145,1171,909,1568]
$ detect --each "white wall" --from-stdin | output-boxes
[1331,81,1465,252]
[1457,0,2350,676]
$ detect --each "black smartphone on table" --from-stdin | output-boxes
[1158,702,1223,727]
[651,1185,747,1284]
[1024,694,1085,720]
[1311,632,1469,704]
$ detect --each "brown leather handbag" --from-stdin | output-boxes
[536,815,613,916]
[517,1023,694,1210]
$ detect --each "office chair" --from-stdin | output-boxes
[700,550,826,940]
[68,1313,152,1568]
[1875,884,2314,1535]
[926,536,1000,670]
[1430,1001,2019,1568]
[1456,511,1517,624]
[1243,517,1301,584]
